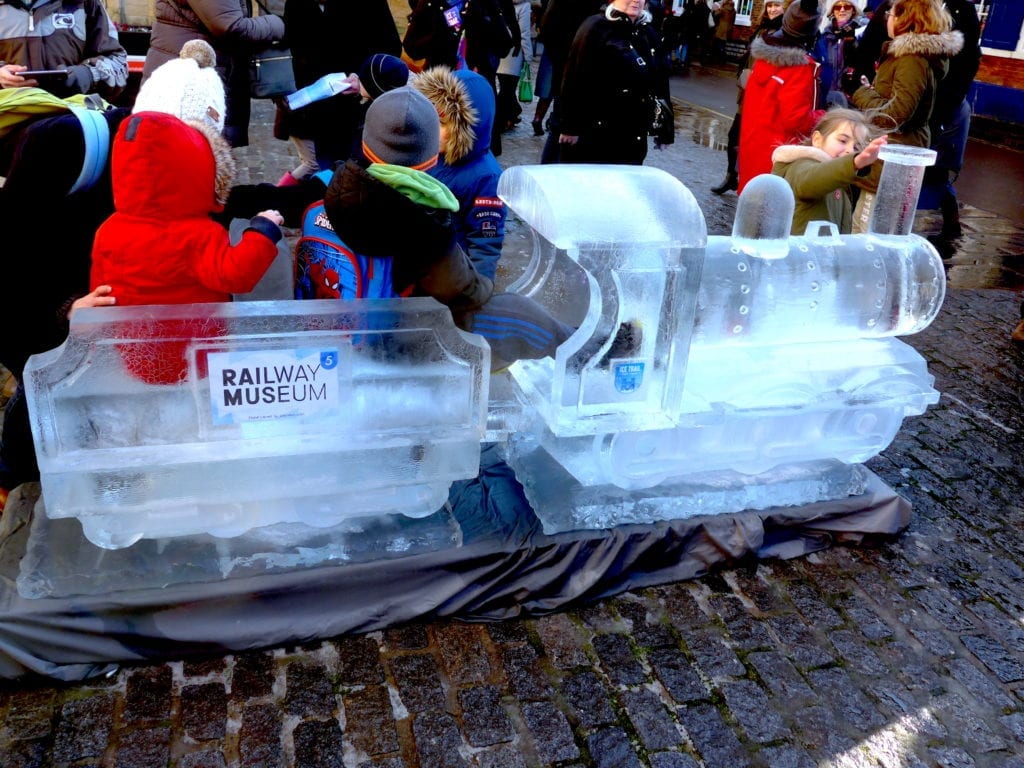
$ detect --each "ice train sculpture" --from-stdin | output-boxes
[24,146,944,546]
[497,147,943,532]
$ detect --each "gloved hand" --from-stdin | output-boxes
[63,64,94,95]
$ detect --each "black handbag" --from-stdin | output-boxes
[649,95,673,137]
[249,0,294,99]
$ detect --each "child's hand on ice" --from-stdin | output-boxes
[69,285,116,318]
[854,135,888,170]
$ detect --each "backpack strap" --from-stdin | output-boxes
[67,98,110,195]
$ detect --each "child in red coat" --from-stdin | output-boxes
[90,41,284,383]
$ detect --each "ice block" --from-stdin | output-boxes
[497,164,708,437]
[24,298,489,548]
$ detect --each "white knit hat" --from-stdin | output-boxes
[133,40,225,133]
[824,0,865,19]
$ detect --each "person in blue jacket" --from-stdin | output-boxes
[413,65,507,282]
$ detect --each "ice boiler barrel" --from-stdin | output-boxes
[692,162,944,348]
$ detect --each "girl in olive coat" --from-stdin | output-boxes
[771,108,887,235]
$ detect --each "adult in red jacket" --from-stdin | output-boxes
[737,0,823,195]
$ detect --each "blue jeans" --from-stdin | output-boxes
[919,98,971,210]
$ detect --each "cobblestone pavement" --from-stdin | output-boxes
[2,97,1024,768]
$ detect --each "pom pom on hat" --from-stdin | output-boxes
[361,86,440,170]
[358,53,410,101]
[764,0,821,50]
[133,39,225,133]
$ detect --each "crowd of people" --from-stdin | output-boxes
[0,0,1009,510]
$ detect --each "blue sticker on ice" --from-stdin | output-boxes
[613,361,644,393]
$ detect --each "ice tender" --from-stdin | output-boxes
[23,298,489,548]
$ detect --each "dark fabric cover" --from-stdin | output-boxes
[0,446,909,682]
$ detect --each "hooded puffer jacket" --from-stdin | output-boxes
[851,29,963,149]
[738,35,822,194]
[323,159,493,313]
[771,143,871,235]
[90,111,281,383]
[413,67,506,281]
[91,111,281,307]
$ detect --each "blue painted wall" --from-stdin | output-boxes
[973,1,1023,126]
[970,82,1024,125]
[980,0,1023,52]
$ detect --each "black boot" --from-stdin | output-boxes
[711,172,738,195]
[940,188,962,238]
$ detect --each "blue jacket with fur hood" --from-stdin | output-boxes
[413,66,507,282]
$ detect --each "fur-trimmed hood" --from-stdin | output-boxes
[189,118,235,205]
[885,30,964,61]
[750,34,816,68]
[771,144,832,164]
[413,66,495,165]
[113,111,235,217]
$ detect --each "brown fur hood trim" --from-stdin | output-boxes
[187,119,235,205]
[750,35,816,68]
[412,66,478,165]
[772,144,832,164]
[886,30,964,59]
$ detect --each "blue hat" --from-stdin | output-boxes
[358,54,410,101]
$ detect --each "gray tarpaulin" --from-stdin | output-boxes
[0,446,909,682]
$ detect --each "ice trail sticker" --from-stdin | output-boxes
[613,362,644,393]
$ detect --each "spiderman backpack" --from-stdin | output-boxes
[294,171,397,300]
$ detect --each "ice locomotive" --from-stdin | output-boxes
[498,149,944,533]
[23,298,490,549]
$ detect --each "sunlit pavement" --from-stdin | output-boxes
[1,88,1024,768]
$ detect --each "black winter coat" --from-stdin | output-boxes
[931,0,980,128]
[283,0,401,157]
[557,8,673,164]
[323,160,492,310]
[403,0,519,73]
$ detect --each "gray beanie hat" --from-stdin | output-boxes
[361,86,440,170]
